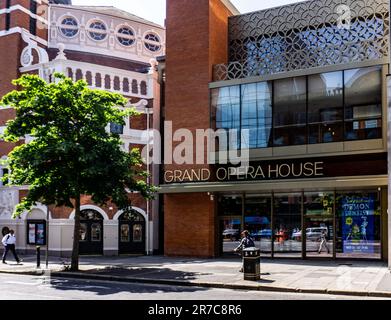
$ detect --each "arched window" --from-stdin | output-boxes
[119,210,145,222]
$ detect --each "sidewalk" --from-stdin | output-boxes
[1,255,391,298]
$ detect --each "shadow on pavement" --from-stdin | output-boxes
[47,271,210,296]
[80,266,211,280]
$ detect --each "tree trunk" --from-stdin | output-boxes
[70,194,81,271]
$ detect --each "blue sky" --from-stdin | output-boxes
[72,0,303,26]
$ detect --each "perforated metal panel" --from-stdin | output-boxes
[213,0,389,81]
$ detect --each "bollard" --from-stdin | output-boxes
[36,246,41,269]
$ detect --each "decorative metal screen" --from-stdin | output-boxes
[214,0,389,81]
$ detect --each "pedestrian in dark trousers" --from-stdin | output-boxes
[2,230,22,264]
[234,230,255,273]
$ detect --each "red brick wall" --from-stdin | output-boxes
[164,193,216,257]
[0,33,22,98]
[164,0,233,257]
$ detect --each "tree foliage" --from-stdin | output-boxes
[0,73,156,217]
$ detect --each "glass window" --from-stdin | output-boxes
[133,224,143,242]
[273,194,302,257]
[304,193,334,258]
[244,194,272,256]
[219,195,242,254]
[344,66,382,140]
[110,123,124,135]
[59,17,78,38]
[220,218,241,253]
[79,223,88,241]
[335,191,381,259]
[80,210,103,221]
[117,27,135,46]
[218,194,242,216]
[308,71,343,144]
[120,224,130,242]
[144,33,161,52]
[88,21,107,41]
[273,76,307,146]
[241,82,272,148]
[213,86,241,150]
[91,223,102,242]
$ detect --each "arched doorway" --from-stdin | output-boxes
[79,209,104,255]
[118,210,146,255]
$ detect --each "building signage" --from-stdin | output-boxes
[341,195,377,254]
[164,162,324,183]
[163,153,387,184]
[215,162,324,181]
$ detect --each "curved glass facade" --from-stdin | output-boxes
[212,66,382,149]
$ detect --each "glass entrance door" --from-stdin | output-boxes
[79,209,104,255]
[119,210,146,255]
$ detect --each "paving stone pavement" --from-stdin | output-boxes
[0,254,390,297]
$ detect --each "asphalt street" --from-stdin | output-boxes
[0,273,387,300]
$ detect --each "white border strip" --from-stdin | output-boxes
[0,27,48,46]
[0,5,48,25]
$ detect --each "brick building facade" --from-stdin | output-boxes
[0,0,165,256]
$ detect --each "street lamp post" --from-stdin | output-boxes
[145,104,153,255]
[46,205,49,269]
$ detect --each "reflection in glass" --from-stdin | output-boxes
[120,224,130,242]
[133,224,143,243]
[79,223,88,241]
[273,194,302,257]
[344,66,382,141]
[308,71,343,144]
[218,195,242,216]
[221,218,241,254]
[305,217,333,257]
[244,195,272,256]
[241,83,272,148]
[91,223,102,242]
[304,192,334,216]
[273,76,306,146]
[213,86,241,150]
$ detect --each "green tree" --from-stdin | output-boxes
[0,74,156,271]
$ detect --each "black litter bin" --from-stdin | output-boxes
[242,247,260,281]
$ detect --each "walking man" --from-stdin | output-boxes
[2,230,22,264]
[318,229,330,254]
[234,230,255,272]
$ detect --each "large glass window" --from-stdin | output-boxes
[213,86,241,150]
[344,66,382,140]
[244,194,272,256]
[273,194,302,257]
[212,66,383,150]
[304,192,334,258]
[218,195,242,254]
[241,83,272,148]
[273,76,307,146]
[308,71,343,144]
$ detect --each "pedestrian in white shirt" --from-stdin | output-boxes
[2,230,22,264]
